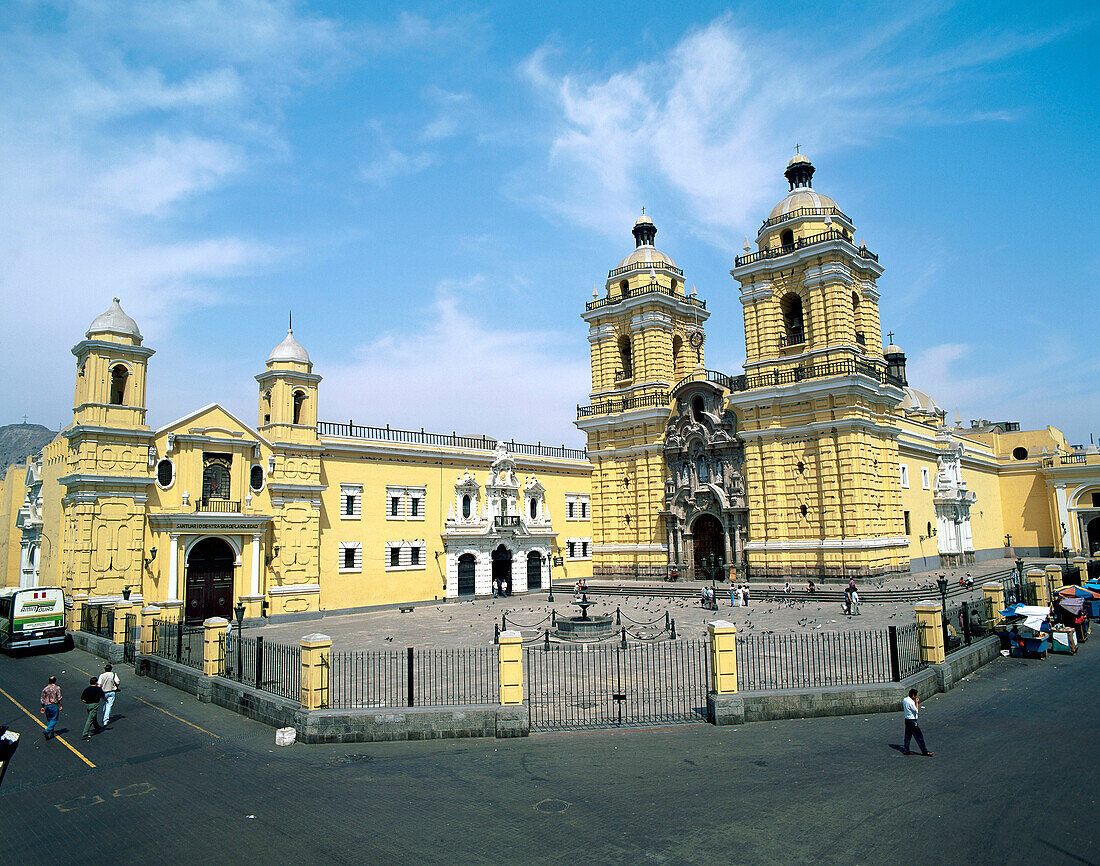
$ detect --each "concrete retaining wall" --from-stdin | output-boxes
[71,630,123,664]
[294,704,530,744]
[930,635,1001,692]
[136,654,212,702]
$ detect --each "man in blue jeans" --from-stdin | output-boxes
[40,676,62,739]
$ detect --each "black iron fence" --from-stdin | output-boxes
[525,639,709,730]
[220,633,301,701]
[151,617,205,671]
[737,628,898,690]
[80,605,114,639]
[892,623,926,680]
[328,646,499,710]
[944,598,994,655]
[123,613,137,664]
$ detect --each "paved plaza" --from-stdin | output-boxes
[246,558,1022,651]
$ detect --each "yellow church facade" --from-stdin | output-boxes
[4,152,1100,613]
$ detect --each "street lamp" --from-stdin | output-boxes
[545,551,554,602]
[936,574,949,649]
[234,601,246,679]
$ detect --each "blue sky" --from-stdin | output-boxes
[1,0,1097,448]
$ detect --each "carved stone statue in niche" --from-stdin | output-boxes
[659,383,748,578]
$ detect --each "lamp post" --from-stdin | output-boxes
[936,574,949,649]
[546,550,554,602]
[233,600,245,680]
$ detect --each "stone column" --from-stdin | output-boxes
[250,533,261,597]
[708,620,738,694]
[300,633,332,710]
[202,617,227,677]
[982,583,1006,629]
[722,519,734,567]
[1027,568,1050,608]
[1045,563,1063,596]
[69,593,88,633]
[167,533,180,601]
[112,601,133,647]
[139,605,161,655]
[914,601,945,664]
[498,630,523,706]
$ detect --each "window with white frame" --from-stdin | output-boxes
[339,542,362,572]
[565,493,590,521]
[385,541,427,571]
[921,467,930,490]
[385,486,426,520]
[341,484,362,519]
[899,464,910,489]
[566,537,592,560]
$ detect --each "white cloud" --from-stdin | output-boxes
[319,281,590,445]
[359,148,437,185]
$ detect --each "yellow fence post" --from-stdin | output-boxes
[1027,568,1050,608]
[139,605,161,655]
[982,584,1006,629]
[69,593,87,633]
[111,601,133,647]
[914,602,945,664]
[498,630,523,706]
[202,617,227,677]
[708,621,738,694]
[300,634,332,710]
[1044,563,1063,596]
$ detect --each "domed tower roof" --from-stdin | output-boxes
[87,297,142,342]
[615,212,677,270]
[901,387,944,417]
[267,328,311,365]
[766,152,842,222]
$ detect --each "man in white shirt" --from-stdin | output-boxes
[97,664,121,726]
[902,688,933,756]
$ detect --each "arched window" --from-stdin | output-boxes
[292,390,306,425]
[671,279,679,294]
[851,290,860,312]
[780,293,805,345]
[530,497,538,519]
[619,279,630,298]
[109,364,128,405]
[462,494,471,519]
[618,336,633,379]
[250,464,264,491]
[780,229,794,247]
[202,456,231,502]
[692,395,705,422]
[156,459,174,488]
[672,335,683,377]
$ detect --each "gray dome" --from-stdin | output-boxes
[87,298,142,341]
[267,329,310,365]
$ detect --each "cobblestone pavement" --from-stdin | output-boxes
[246,557,1028,651]
[2,627,1097,864]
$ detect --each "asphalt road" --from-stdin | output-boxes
[1,639,1097,865]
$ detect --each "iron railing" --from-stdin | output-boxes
[944,598,994,655]
[577,390,670,418]
[608,260,684,279]
[80,605,114,639]
[123,613,137,664]
[587,281,705,312]
[494,516,521,528]
[316,422,587,461]
[855,331,866,346]
[525,639,709,730]
[737,629,895,690]
[759,205,852,231]
[892,623,926,679]
[220,634,301,701]
[778,331,805,348]
[735,228,879,267]
[195,499,241,513]
[151,617,205,671]
[328,646,499,710]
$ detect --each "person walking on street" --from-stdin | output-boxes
[80,677,105,741]
[97,664,120,726]
[902,688,934,756]
[40,676,62,739]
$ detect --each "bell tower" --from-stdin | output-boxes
[577,214,709,579]
[256,325,321,446]
[71,298,154,431]
[729,154,907,579]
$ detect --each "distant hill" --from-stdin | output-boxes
[0,423,57,474]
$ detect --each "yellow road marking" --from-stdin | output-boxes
[0,684,96,768]
[130,695,220,739]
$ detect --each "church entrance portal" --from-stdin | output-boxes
[185,537,235,624]
[1088,518,1100,555]
[457,554,476,596]
[692,514,725,580]
[527,550,543,590]
[492,545,513,595]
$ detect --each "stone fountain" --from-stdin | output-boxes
[552,592,615,640]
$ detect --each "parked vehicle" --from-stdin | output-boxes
[0,587,67,651]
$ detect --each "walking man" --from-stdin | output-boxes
[80,677,105,741]
[40,676,62,740]
[902,688,934,756]
[97,664,120,726]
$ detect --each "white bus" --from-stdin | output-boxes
[0,587,67,651]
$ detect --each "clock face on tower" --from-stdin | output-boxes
[689,331,705,349]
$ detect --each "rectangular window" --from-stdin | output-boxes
[390,546,400,567]
[565,494,590,521]
[904,511,911,535]
[390,497,400,517]
[410,497,420,518]
[567,541,575,558]
[899,465,910,489]
[581,541,589,557]
[921,467,930,490]
[580,501,588,518]
[338,543,361,573]
[567,501,575,518]
[340,485,362,519]
[411,546,420,566]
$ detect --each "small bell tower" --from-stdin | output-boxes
[256,319,321,445]
[72,298,154,430]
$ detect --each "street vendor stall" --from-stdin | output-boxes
[1000,604,1054,658]
[1056,593,1091,642]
